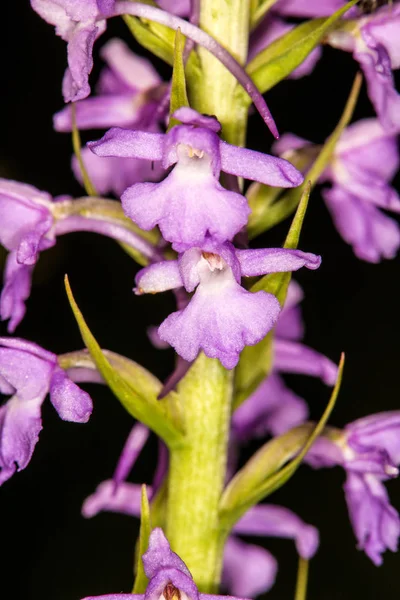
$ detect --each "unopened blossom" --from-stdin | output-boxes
[82,527,251,600]
[83,425,319,598]
[327,4,400,131]
[89,107,303,251]
[274,118,400,262]
[135,240,320,369]
[306,411,400,565]
[0,338,93,485]
[233,282,337,439]
[53,39,165,195]
[0,179,159,331]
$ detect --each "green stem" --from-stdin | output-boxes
[294,557,309,600]
[165,1,250,592]
[191,0,250,146]
[166,354,233,592]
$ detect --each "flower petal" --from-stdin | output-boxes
[274,339,337,385]
[233,504,319,559]
[219,141,303,187]
[135,261,183,294]
[88,128,164,160]
[233,373,308,439]
[236,247,321,277]
[50,366,93,422]
[159,282,280,369]
[82,480,144,518]
[0,253,34,333]
[113,423,150,487]
[222,536,277,597]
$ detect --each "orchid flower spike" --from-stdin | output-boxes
[0,338,93,485]
[274,118,400,262]
[89,107,303,251]
[135,240,320,369]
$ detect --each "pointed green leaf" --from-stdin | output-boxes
[133,485,152,594]
[64,276,185,448]
[245,71,362,239]
[168,28,190,130]
[251,0,280,28]
[234,182,311,409]
[246,0,358,95]
[220,354,344,530]
[71,104,97,197]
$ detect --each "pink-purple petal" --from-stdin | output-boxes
[222,536,277,597]
[159,283,281,369]
[49,366,93,422]
[233,504,319,559]
[89,128,164,160]
[274,339,338,385]
[219,141,303,187]
[135,261,183,294]
[236,247,321,277]
[82,480,143,518]
[113,423,150,487]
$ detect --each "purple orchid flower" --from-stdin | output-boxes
[305,411,400,565]
[327,4,400,131]
[0,178,159,331]
[135,240,320,369]
[31,0,110,103]
[274,118,400,262]
[31,1,278,136]
[249,16,322,79]
[82,527,251,600]
[54,38,164,132]
[54,39,166,196]
[233,282,338,439]
[89,107,303,251]
[83,423,319,598]
[0,337,93,485]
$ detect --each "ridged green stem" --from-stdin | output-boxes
[165,2,250,592]
[166,354,233,592]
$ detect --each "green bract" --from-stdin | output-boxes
[65,275,185,448]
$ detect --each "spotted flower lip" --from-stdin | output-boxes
[89,107,303,250]
[305,411,400,565]
[82,527,252,600]
[274,118,400,262]
[135,241,320,369]
[0,337,93,485]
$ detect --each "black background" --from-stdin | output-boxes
[1,4,400,599]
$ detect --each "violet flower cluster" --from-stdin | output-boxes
[2,1,400,599]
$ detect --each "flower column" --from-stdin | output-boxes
[165,1,251,591]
